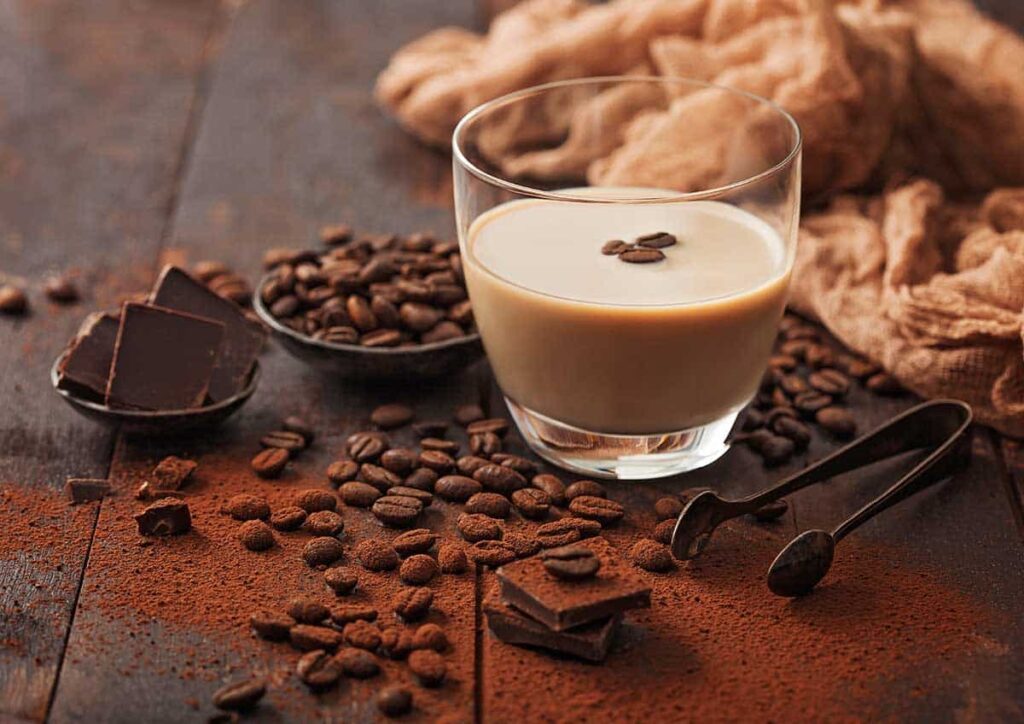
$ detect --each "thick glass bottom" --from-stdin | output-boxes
[505,397,739,480]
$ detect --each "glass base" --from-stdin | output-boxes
[505,398,738,480]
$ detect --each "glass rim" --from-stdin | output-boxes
[452,75,802,204]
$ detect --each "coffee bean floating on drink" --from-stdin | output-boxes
[600,231,678,264]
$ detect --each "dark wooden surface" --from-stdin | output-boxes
[1,1,1022,722]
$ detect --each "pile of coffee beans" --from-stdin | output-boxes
[601,231,677,264]
[259,224,473,347]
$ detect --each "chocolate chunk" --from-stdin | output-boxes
[151,456,197,491]
[496,538,650,631]
[56,312,119,401]
[106,303,224,410]
[212,678,265,711]
[134,498,191,536]
[64,477,110,504]
[149,266,265,401]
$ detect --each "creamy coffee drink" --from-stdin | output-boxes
[462,190,791,435]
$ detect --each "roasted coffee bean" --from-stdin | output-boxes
[303,537,345,568]
[251,447,289,479]
[400,302,443,333]
[222,494,270,521]
[805,344,835,369]
[456,455,491,476]
[396,279,433,302]
[344,620,383,650]
[305,510,345,537]
[319,326,360,344]
[347,431,389,461]
[784,323,820,341]
[738,410,766,434]
[504,532,542,559]
[793,391,833,416]
[512,487,551,519]
[269,506,307,531]
[422,321,465,343]
[377,687,413,717]
[297,650,343,690]
[636,231,677,248]
[816,406,857,438]
[408,649,447,687]
[465,492,511,519]
[809,369,850,397]
[760,435,796,467]
[394,586,434,621]
[282,415,315,443]
[619,247,665,263]
[654,497,684,521]
[346,295,377,331]
[370,403,414,430]
[360,257,395,286]
[565,480,606,500]
[866,372,903,395]
[361,328,403,347]
[338,648,380,679]
[295,488,338,513]
[404,467,439,491]
[448,299,474,326]
[836,353,881,380]
[372,495,423,527]
[418,449,455,472]
[535,519,583,548]
[384,487,429,509]
[381,448,418,475]
[437,542,468,574]
[327,459,359,485]
[270,294,300,318]
[260,430,307,453]
[324,566,358,595]
[601,239,629,255]
[531,473,567,506]
[765,406,799,426]
[467,540,517,568]
[630,539,675,572]
[0,285,28,315]
[238,520,275,551]
[320,223,352,245]
[466,418,510,437]
[360,463,403,491]
[493,453,537,476]
[541,544,600,580]
[250,610,295,641]
[400,554,438,585]
[771,416,812,450]
[653,519,675,545]
[777,374,810,396]
[780,339,811,360]
[355,538,400,571]
[454,403,485,426]
[473,464,526,494]
[212,678,266,711]
[340,481,381,507]
[769,354,798,371]
[287,597,330,624]
[329,603,378,625]
[412,419,449,438]
[469,432,502,457]
[290,625,343,652]
[380,627,415,660]
[568,496,624,525]
[434,475,482,502]
[393,528,438,556]
[420,437,459,454]
[412,623,448,652]
[753,498,789,522]
[457,513,503,542]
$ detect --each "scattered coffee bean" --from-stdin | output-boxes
[467,540,517,568]
[381,448,418,475]
[404,467,440,491]
[392,528,438,556]
[282,415,315,443]
[412,419,449,438]
[295,488,337,513]
[753,498,789,522]
[418,449,455,473]
[772,416,812,450]
[389,486,433,506]
[465,492,511,519]
[420,438,459,455]
[408,649,446,687]
[380,627,415,660]
[761,435,797,467]
[469,432,502,457]
[400,554,438,585]
[347,431,389,461]
[222,494,270,521]
[371,403,414,429]
[809,369,850,397]
[437,542,469,574]
[504,532,542,559]
[360,463,403,491]
[653,519,675,545]
[531,473,567,506]
[654,497,683,521]
[456,455,491,476]
[454,404,485,426]
[836,353,880,379]
[135,498,192,536]
[817,406,857,438]
[601,239,629,255]
[326,459,359,485]
[412,623,448,652]
[377,687,413,717]
[619,247,665,263]
[238,520,275,551]
[636,231,677,249]
[329,603,378,625]
[355,538,399,571]
[260,430,307,453]
[394,586,434,621]
[340,481,382,507]
[372,495,423,527]
[305,510,345,537]
[512,487,551,519]
[535,519,582,548]
[43,275,79,304]
[0,285,28,315]
[269,506,307,531]
[541,545,600,581]
[250,610,295,641]
[493,453,538,476]
[212,678,265,711]
[769,354,798,371]
[297,650,342,690]
[434,475,481,502]
[324,567,358,595]
[564,480,606,500]
[793,391,833,416]
[568,496,624,525]
[630,539,675,572]
[866,372,903,395]
[765,406,799,426]
[457,513,503,542]
[466,418,509,437]
[303,537,345,568]
[290,624,343,652]
[287,597,330,624]
[337,648,380,679]
[473,464,526,494]
[344,620,383,650]
[250,447,289,479]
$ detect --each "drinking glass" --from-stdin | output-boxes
[453,77,801,480]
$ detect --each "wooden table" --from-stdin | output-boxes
[1,1,1022,722]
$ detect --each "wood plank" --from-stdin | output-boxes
[0,1,221,720]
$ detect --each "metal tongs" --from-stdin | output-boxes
[670,400,974,596]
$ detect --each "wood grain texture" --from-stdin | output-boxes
[0,0,221,719]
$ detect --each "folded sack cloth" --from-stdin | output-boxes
[792,181,1024,438]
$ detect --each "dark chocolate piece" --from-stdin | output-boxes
[106,303,224,411]
[134,498,192,536]
[496,537,650,631]
[64,477,111,504]
[150,266,265,402]
[484,584,620,662]
[56,312,120,401]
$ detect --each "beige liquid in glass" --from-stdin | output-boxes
[463,191,792,435]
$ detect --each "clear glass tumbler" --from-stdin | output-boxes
[453,77,801,480]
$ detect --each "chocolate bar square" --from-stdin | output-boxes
[149,266,265,401]
[106,303,225,410]
[57,312,120,401]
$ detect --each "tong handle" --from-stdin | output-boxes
[743,400,973,510]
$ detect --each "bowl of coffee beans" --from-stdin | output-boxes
[252,226,483,380]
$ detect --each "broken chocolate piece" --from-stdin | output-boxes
[134,498,192,536]
[106,303,225,411]
[149,266,265,402]
[151,456,198,491]
[56,312,120,401]
[495,537,649,631]
[65,477,111,504]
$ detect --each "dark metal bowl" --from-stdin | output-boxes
[252,276,484,381]
[51,356,260,436]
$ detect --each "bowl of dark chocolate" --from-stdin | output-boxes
[51,355,260,436]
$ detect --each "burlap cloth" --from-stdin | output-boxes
[375,0,1024,437]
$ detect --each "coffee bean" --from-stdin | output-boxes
[454,404,485,426]
[765,406,799,425]
[340,481,382,507]
[338,649,380,679]
[805,344,835,369]
[769,354,798,371]
[238,520,275,551]
[469,432,502,457]
[270,294,300,317]
[360,463,402,491]
[771,416,812,450]
[250,610,295,641]
[281,415,314,443]
[370,403,414,430]
[320,223,352,245]
[753,498,789,522]
[394,586,434,621]
[303,537,345,568]
[251,447,289,479]
[305,510,345,537]
[836,353,881,380]
[411,420,449,438]
[212,678,265,711]
[601,239,629,255]
[393,528,437,556]
[403,467,439,491]
[465,492,511,519]
[456,455,491,476]
[741,409,766,431]
[531,473,567,506]
[319,326,360,344]
[466,540,517,569]
[512,487,551,519]
[389,486,432,507]
[380,627,415,660]
[780,339,811,359]
[504,531,542,558]
[222,494,270,521]
[418,449,455,472]
[287,597,330,624]
[541,545,600,580]
[400,554,438,585]
[344,620,383,650]
[324,566,358,595]
[408,649,446,687]
[473,464,526,494]
[466,418,509,437]
[329,603,378,625]
[760,435,796,467]
[297,650,342,690]
[377,687,413,717]
[535,519,583,548]
[0,285,28,315]
[422,321,465,343]
[359,257,396,285]
[326,459,359,485]
[438,542,468,574]
[816,406,857,438]
[619,247,665,263]
[412,623,448,652]
[42,276,78,304]
[290,624,343,652]
[373,495,423,527]
[400,302,443,333]
[793,391,833,416]
[636,231,677,249]
[809,369,850,397]
[347,431,389,461]
[784,323,820,341]
[260,430,307,453]
[866,372,903,395]
[295,488,337,513]
[568,496,624,525]
[269,506,307,531]
[630,539,674,572]
[381,448,418,475]
[457,513,503,542]
[653,519,675,545]
[565,480,606,500]
[434,475,482,502]
[778,374,810,396]
[654,496,684,521]
[355,538,400,571]
[346,295,378,331]
[493,453,537,476]
[420,437,459,454]
[361,329,402,347]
